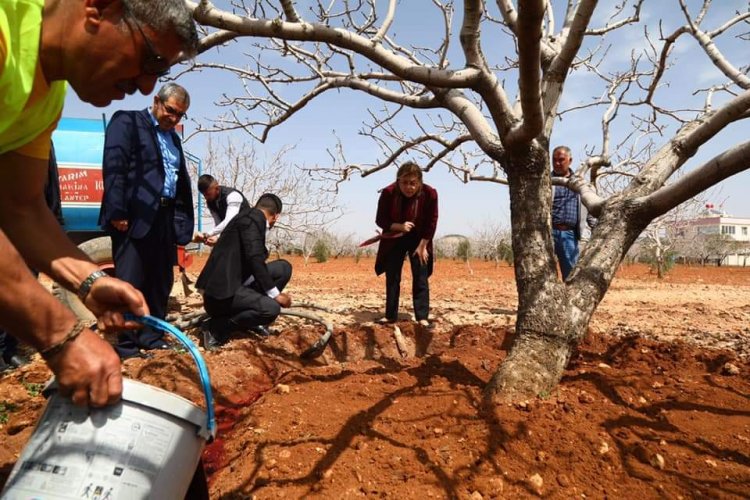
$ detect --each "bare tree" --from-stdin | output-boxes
[473,220,512,267]
[187,1,750,402]
[199,137,343,249]
[641,198,705,278]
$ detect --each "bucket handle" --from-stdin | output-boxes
[125,314,216,441]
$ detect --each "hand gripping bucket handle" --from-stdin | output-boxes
[125,314,216,441]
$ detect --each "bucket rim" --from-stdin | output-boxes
[46,378,209,438]
[120,379,208,435]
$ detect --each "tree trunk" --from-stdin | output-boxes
[485,145,647,402]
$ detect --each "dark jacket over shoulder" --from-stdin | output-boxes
[98,109,194,245]
[196,206,275,301]
[374,183,438,276]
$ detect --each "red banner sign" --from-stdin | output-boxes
[58,166,103,204]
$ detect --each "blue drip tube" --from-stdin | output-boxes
[124,314,216,440]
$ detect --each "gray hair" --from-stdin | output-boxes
[157,83,190,107]
[552,145,572,158]
[123,0,199,56]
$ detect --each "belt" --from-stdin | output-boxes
[159,197,175,207]
[553,223,573,230]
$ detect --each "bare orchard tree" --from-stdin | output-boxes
[641,197,705,278]
[199,137,343,250]
[187,1,750,402]
[473,220,513,267]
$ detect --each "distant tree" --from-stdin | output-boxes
[195,138,343,250]
[704,234,745,266]
[434,235,468,260]
[641,199,705,278]
[328,232,357,259]
[312,238,331,263]
[474,222,512,267]
[456,238,473,274]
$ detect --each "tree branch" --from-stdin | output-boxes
[638,140,750,218]
[585,0,644,36]
[680,90,750,154]
[678,0,750,89]
[436,89,505,160]
[190,1,483,89]
[371,0,397,44]
[504,0,545,146]
[196,30,238,54]
[547,0,597,80]
[278,0,301,23]
[460,0,486,69]
[496,0,518,34]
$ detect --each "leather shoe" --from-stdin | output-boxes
[4,354,28,368]
[249,325,275,338]
[202,329,225,351]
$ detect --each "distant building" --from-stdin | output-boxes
[675,204,750,266]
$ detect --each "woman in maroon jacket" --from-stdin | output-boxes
[375,162,439,327]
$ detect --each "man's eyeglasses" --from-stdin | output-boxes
[160,99,187,120]
[124,12,171,77]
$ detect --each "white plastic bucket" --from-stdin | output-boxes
[1,378,210,500]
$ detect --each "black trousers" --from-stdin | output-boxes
[384,240,430,322]
[0,330,18,361]
[110,206,176,357]
[203,260,292,338]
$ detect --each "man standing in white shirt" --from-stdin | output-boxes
[194,174,249,246]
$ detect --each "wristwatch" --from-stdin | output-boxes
[77,270,108,302]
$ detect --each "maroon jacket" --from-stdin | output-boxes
[374,182,438,276]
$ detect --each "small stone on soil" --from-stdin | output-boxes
[276,384,291,394]
[528,473,544,494]
[722,362,740,375]
[650,453,665,470]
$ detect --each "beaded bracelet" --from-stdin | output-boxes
[40,320,87,361]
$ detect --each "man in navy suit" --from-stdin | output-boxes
[100,83,194,358]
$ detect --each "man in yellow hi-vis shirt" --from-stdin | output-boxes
[0,0,197,407]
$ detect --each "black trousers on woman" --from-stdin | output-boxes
[383,239,430,322]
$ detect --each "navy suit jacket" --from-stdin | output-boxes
[98,109,194,244]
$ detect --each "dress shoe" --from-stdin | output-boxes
[249,325,276,338]
[4,354,28,368]
[202,329,225,351]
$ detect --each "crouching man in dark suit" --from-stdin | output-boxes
[196,194,292,349]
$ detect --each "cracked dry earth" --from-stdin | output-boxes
[1,257,749,498]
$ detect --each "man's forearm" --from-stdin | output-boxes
[0,230,76,351]
[1,197,98,292]
[0,153,99,292]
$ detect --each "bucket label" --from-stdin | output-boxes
[2,396,202,500]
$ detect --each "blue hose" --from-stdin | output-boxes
[124,314,216,440]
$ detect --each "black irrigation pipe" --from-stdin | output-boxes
[279,308,333,359]
[166,306,333,359]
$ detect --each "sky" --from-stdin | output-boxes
[61,0,750,239]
